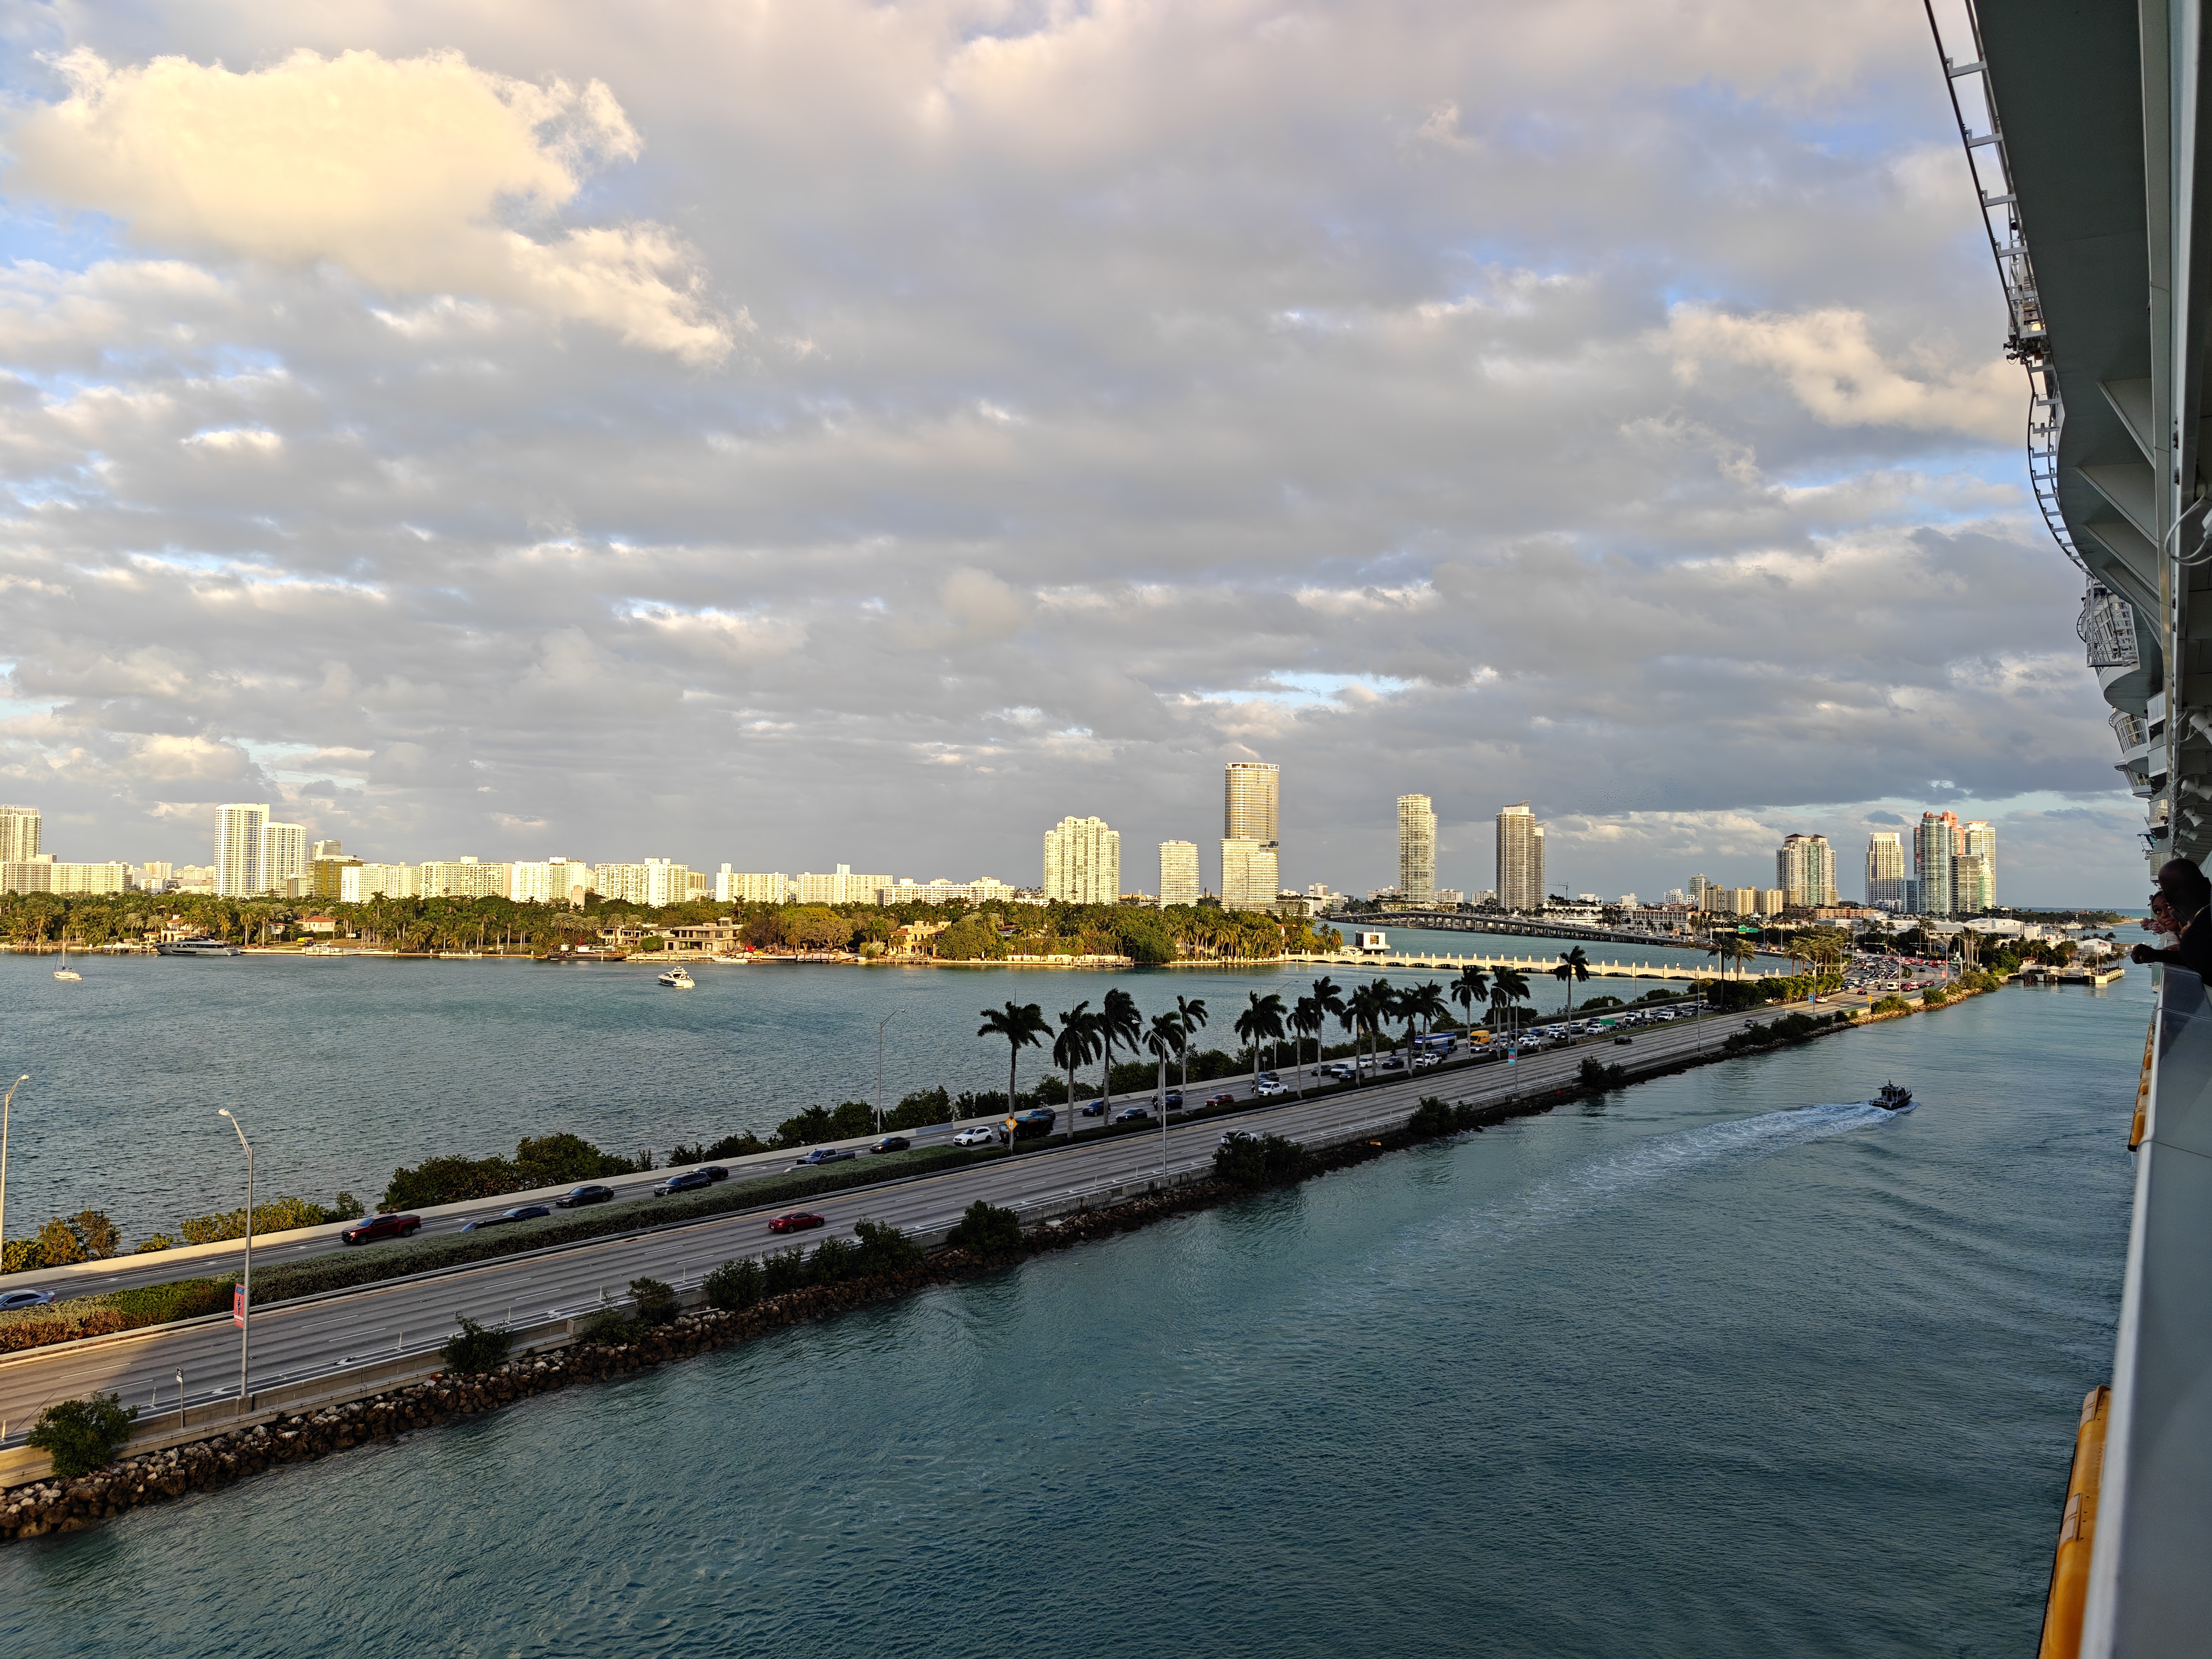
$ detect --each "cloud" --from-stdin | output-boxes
[1664,304,2021,441]
[8,47,736,362]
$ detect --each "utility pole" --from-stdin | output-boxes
[0,1075,25,1262]
[218,1109,254,1412]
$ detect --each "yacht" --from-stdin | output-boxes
[154,937,240,957]
[658,967,696,989]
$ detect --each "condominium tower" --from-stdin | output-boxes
[1158,840,1200,908]
[1866,833,1907,908]
[1495,802,1546,911]
[1775,833,1837,909]
[1962,820,1997,911]
[1221,761,1280,911]
[1397,794,1437,905]
[1043,816,1121,905]
[0,805,39,864]
[261,820,308,892]
[213,802,269,896]
[1914,810,1963,918]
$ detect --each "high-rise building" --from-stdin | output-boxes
[509,858,590,907]
[418,858,511,899]
[1043,816,1122,905]
[309,838,345,860]
[1495,802,1546,911]
[595,858,697,908]
[1220,838,1280,912]
[1688,874,1712,908]
[1222,761,1282,912]
[1158,840,1200,908]
[1866,833,1907,908]
[213,802,269,896]
[0,805,40,864]
[1398,795,1437,905]
[1775,833,1837,909]
[725,872,793,903]
[340,862,417,901]
[1963,820,1997,911]
[1954,854,1993,916]
[792,866,894,905]
[1914,811,1962,916]
[261,821,308,892]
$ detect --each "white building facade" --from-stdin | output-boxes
[213,802,268,896]
[1398,794,1437,906]
[1158,840,1201,908]
[1043,816,1121,905]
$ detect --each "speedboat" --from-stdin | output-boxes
[658,967,696,989]
[1873,1081,1913,1111]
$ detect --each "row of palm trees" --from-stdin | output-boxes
[976,952,1617,1131]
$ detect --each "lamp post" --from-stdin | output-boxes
[876,1008,908,1136]
[0,1074,26,1264]
[218,1109,253,1412]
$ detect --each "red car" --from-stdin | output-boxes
[1204,1092,1237,1109]
[340,1212,422,1246]
[768,1211,826,1235]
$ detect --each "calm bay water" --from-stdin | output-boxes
[0,927,1701,1235]
[0,956,2142,1656]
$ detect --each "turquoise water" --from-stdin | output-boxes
[0,968,2141,1655]
[0,926,1698,1233]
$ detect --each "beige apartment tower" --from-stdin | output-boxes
[1398,795,1437,905]
[1043,817,1121,906]
[1222,761,1282,911]
[1775,833,1837,910]
[1866,833,1907,908]
[1158,840,1200,908]
[1495,801,1546,911]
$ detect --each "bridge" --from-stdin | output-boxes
[1285,946,1789,981]
[1349,908,1733,950]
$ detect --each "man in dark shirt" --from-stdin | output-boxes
[2132,858,2212,975]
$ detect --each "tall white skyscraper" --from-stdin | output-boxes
[1398,795,1437,905]
[213,802,269,896]
[1043,816,1122,905]
[1775,833,1837,909]
[261,821,308,891]
[1914,811,1962,916]
[1866,833,1906,908]
[0,805,40,864]
[1495,801,1545,911]
[1222,761,1282,911]
[1962,820,1997,911]
[509,858,589,907]
[1158,840,1200,908]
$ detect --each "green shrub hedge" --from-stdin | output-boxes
[441,1314,512,1374]
[28,1392,137,1478]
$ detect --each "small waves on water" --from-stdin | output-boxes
[1424,1098,1907,1255]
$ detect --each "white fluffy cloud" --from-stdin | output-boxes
[0,1,2142,904]
[9,46,735,362]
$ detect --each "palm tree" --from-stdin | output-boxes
[1449,964,1490,1033]
[1145,1011,1184,1107]
[1404,981,1450,1055]
[1345,983,1387,1078]
[1235,991,1287,1090]
[1489,963,1531,1037]
[1053,1002,1100,1135]
[1098,987,1142,1111]
[1290,995,1322,1094]
[1706,932,1755,980]
[1175,995,1209,1094]
[977,1000,1049,1127]
[1552,947,1591,1018]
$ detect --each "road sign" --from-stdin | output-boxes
[232,1285,246,1328]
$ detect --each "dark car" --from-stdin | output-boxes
[1613,1035,1634,1046]
[654,1169,716,1196]
[460,1204,551,1233]
[554,1184,615,1209]
[870,1135,912,1154]
[340,1212,422,1246]
[768,1211,826,1235]
[0,1288,56,1311]
[1151,1090,1185,1111]
[1203,1092,1237,1109]
[1112,1104,1152,1124]
[1079,1101,1107,1117]
[790,1147,857,1168]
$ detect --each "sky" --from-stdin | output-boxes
[0,0,2148,907]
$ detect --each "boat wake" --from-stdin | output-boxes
[1439,1100,1905,1252]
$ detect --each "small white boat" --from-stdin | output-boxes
[658,967,697,989]
[52,939,80,981]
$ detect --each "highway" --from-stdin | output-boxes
[0,994,1889,1445]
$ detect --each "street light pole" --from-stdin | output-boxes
[0,1074,26,1264]
[876,1008,908,1136]
[218,1109,254,1412]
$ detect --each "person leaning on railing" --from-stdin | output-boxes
[2132,858,2212,975]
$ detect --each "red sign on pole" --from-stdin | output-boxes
[232,1285,246,1328]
